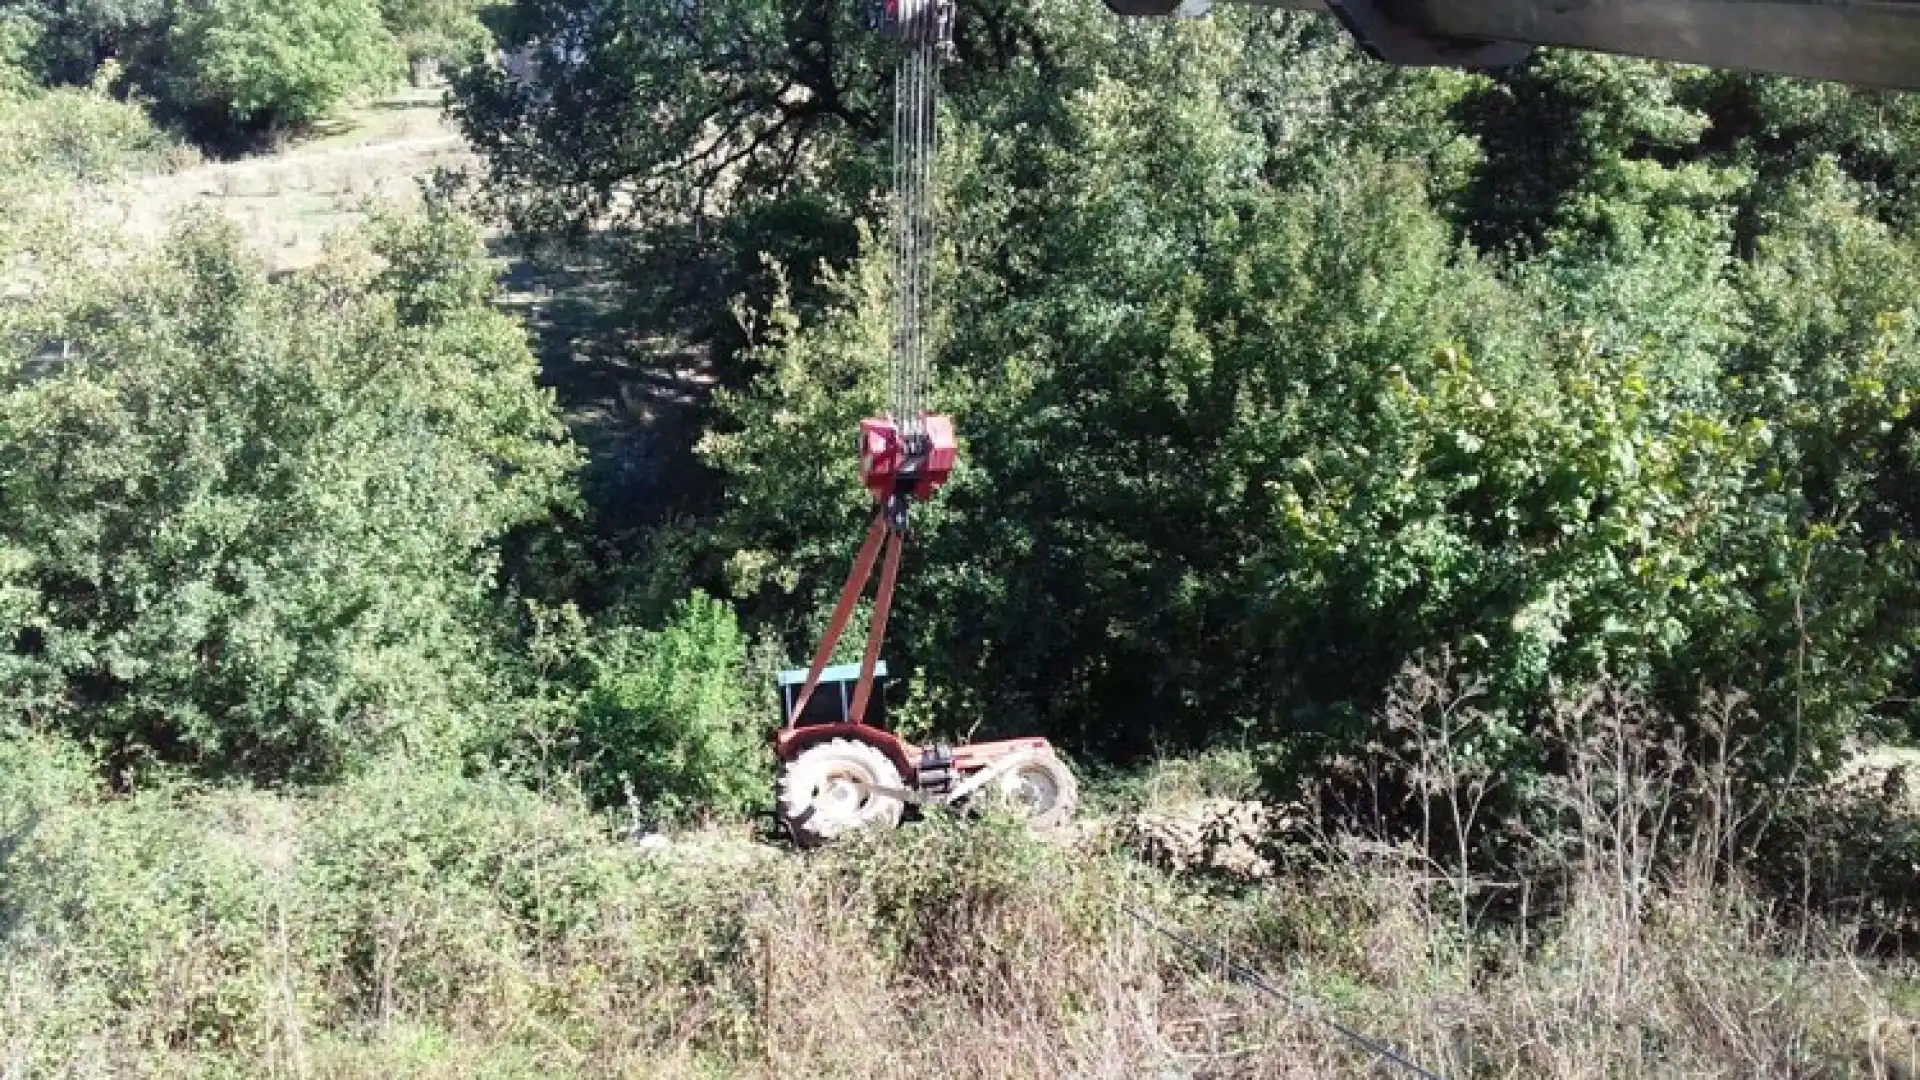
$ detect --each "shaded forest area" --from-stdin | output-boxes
[454,1,1920,816]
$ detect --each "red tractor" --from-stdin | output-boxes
[771,412,1079,847]
[768,1,1079,845]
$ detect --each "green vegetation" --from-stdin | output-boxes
[0,74,189,185]
[5,0,1920,1074]
[379,0,491,72]
[3,0,495,144]
[5,718,1917,1077]
[455,2,1920,801]
[166,0,401,132]
[571,591,769,823]
[1,200,574,782]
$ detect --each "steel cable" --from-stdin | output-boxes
[1120,902,1455,1080]
[889,9,939,446]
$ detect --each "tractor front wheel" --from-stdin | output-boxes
[777,738,906,848]
[990,751,1079,829]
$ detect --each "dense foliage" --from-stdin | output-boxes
[0,0,1916,850]
[0,201,575,781]
[5,723,1916,1078]
[456,1,1920,812]
[164,0,400,130]
[9,7,1920,1073]
[572,590,768,822]
[1,0,496,142]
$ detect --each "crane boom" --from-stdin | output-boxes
[1102,0,1920,90]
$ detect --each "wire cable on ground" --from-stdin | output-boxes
[1119,902,1455,1080]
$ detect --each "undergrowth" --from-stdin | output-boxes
[4,701,1920,1079]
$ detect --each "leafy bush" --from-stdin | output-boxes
[575,591,767,824]
[459,0,1920,826]
[679,24,1920,810]
[0,80,192,184]
[295,762,644,1019]
[0,760,644,1066]
[166,0,401,133]
[379,0,492,70]
[1752,753,1920,948]
[4,0,167,88]
[2,736,1915,1079]
[0,203,575,782]
[0,723,92,835]
[0,9,39,99]
[0,74,191,271]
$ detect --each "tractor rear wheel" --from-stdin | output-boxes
[777,738,906,848]
[991,750,1079,829]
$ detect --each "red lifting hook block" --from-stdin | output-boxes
[859,414,956,503]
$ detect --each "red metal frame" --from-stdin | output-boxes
[858,414,957,503]
[783,511,895,730]
[777,412,1060,790]
[775,722,1053,787]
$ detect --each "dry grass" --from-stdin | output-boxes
[95,85,476,274]
[6,687,1920,1080]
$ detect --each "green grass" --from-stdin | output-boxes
[298,85,454,152]
[115,83,473,273]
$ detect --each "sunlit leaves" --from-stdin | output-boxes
[168,0,402,129]
[0,204,575,781]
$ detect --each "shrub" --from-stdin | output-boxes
[0,206,575,782]
[5,753,1912,1079]
[0,723,92,835]
[575,591,768,824]
[380,0,493,70]
[0,81,190,184]
[0,760,644,1068]
[295,762,644,1024]
[167,0,401,134]
[0,780,292,1059]
[0,10,39,100]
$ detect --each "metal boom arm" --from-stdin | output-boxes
[1103,0,1920,90]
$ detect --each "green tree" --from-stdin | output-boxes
[466,0,1920,819]
[2,0,167,87]
[167,0,400,133]
[701,36,1526,757]
[0,8,40,97]
[699,21,1920,795]
[1451,53,1718,255]
[449,0,893,240]
[0,74,185,185]
[1699,161,1920,759]
[379,0,490,72]
[0,203,576,782]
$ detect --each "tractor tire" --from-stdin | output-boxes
[991,750,1079,830]
[777,738,907,848]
